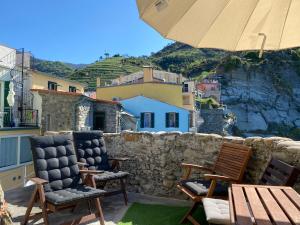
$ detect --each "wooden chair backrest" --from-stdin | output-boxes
[213,143,252,183]
[260,158,300,186]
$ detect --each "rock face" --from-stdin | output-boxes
[199,109,226,135]
[221,68,300,138]
[103,132,300,198]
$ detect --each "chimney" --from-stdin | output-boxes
[143,66,154,82]
[177,74,183,84]
[96,77,101,87]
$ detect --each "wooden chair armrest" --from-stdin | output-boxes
[77,162,88,166]
[30,177,49,185]
[108,157,129,161]
[204,174,236,182]
[180,163,213,180]
[181,163,213,172]
[109,157,129,170]
[79,170,104,175]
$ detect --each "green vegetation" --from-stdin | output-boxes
[118,203,207,225]
[32,42,300,92]
[68,56,151,89]
[197,97,220,109]
[31,58,75,77]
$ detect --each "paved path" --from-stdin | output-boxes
[5,186,191,225]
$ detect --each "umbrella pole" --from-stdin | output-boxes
[258,33,267,58]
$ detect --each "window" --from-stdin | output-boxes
[182,83,189,92]
[140,112,154,128]
[48,81,57,91]
[183,95,190,105]
[166,112,179,128]
[69,86,76,93]
[0,135,32,169]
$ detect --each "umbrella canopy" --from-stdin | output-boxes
[137,0,300,52]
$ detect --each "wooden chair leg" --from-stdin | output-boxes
[120,178,128,205]
[95,197,105,225]
[22,187,38,225]
[180,202,200,224]
[37,185,49,225]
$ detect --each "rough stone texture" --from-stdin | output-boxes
[221,68,300,137]
[38,92,121,133]
[39,92,81,133]
[94,101,121,133]
[103,132,300,198]
[198,109,225,135]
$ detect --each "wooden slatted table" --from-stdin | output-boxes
[229,184,300,225]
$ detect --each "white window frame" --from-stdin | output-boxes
[0,134,33,172]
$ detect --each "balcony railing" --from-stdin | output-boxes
[2,109,39,128]
[19,109,39,127]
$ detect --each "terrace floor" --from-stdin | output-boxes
[5,186,191,225]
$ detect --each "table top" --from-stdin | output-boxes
[229,184,300,225]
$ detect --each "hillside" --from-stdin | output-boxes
[31,42,300,139]
[31,58,75,78]
[68,56,152,89]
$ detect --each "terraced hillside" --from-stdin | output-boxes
[68,56,152,89]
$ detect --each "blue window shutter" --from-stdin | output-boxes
[20,136,32,163]
[0,137,18,168]
[140,113,145,128]
[166,113,170,128]
[151,113,155,128]
[175,113,179,128]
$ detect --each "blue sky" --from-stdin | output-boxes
[0,0,171,64]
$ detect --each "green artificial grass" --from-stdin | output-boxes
[118,203,208,225]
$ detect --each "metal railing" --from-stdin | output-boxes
[19,109,39,127]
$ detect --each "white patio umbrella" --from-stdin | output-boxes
[137,0,300,56]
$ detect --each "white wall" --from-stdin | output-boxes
[0,45,16,69]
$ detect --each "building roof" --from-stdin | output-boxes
[112,69,187,84]
[119,95,190,111]
[99,81,182,89]
[30,70,88,87]
[30,89,120,105]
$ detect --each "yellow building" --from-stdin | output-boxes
[0,128,40,191]
[96,67,195,110]
[28,70,86,93]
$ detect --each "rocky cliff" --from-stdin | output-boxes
[221,65,300,139]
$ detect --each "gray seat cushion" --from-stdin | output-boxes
[179,179,228,196]
[203,198,230,224]
[73,131,111,171]
[30,134,82,192]
[45,185,106,206]
[94,171,129,182]
[73,131,130,183]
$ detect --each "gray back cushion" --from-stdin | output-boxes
[73,131,110,171]
[30,134,81,192]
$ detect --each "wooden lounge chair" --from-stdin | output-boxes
[23,134,106,225]
[260,157,300,186]
[73,131,129,205]
[200,158,300,225]
[177,142,252,225]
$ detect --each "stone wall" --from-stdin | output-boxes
[39,92,81,133]
[94,101,121,133]
[198,109,225,135]
[103,132,300,197]
[36,91,121,133]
